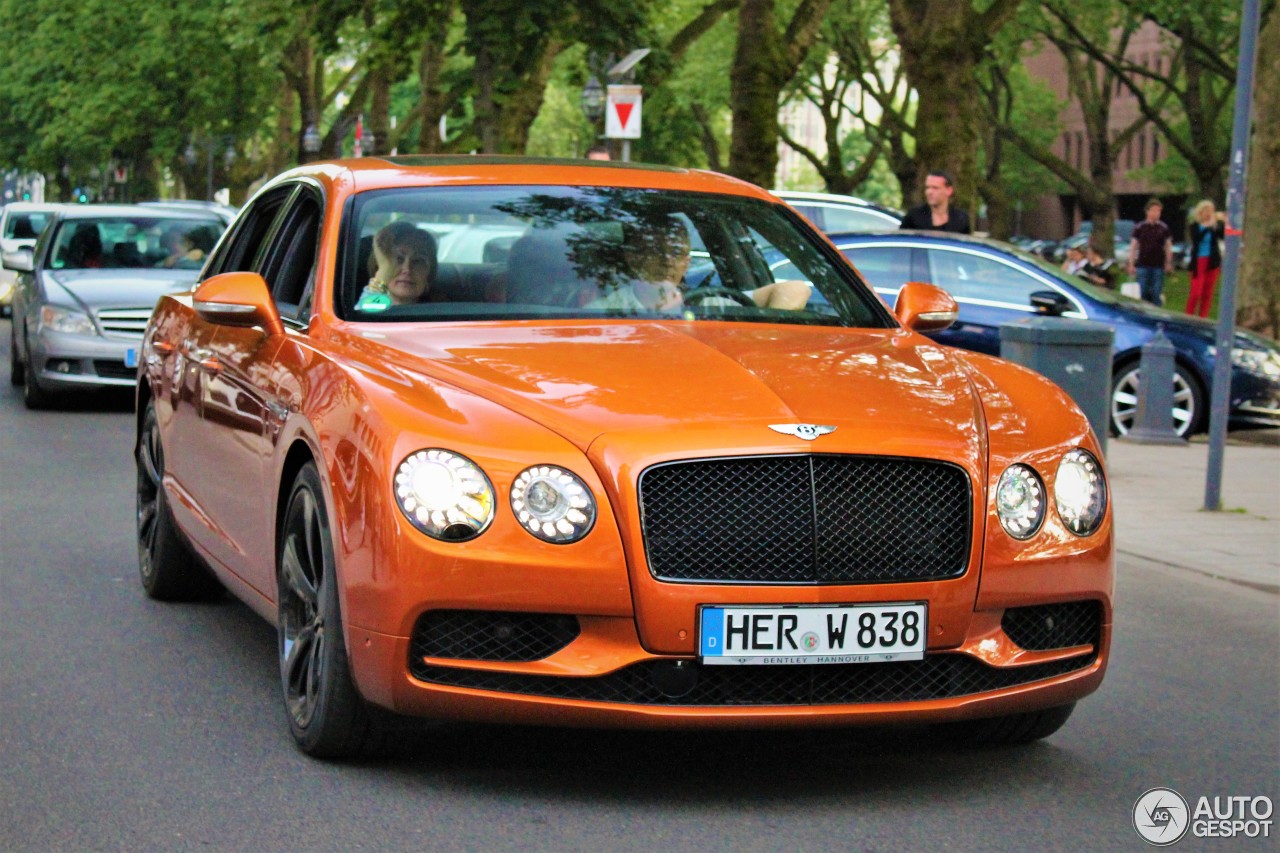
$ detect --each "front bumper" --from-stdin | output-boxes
[347,600,1109,727]
[29,330,138,389]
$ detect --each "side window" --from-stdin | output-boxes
[260,191,322,323]
[822,206,896,233]
[204,186,293,277]
[840,246,913,293]
[791,205,825,231]
[925,249,1039,306]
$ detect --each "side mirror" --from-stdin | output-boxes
[1030,290,1071,316]
[1,248,33,272]
[894,281,958,332]
[192,271,285,336]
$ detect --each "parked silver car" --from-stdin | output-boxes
[5,204,229,408]
[0,202,63,316]
[772,190,903,233]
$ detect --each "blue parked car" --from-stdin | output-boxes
[782,231,1279,438]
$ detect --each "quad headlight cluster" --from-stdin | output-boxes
[996,448,1106,539]
[394,450,597,544]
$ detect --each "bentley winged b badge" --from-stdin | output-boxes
[769,424,837,441]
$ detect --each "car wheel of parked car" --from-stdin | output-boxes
[1110,361,1203,438]
[941,702,1076,746]
[278,462,381,758]
[137,403,221,600]
[9,332,23,386]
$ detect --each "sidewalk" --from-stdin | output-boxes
[1105,432,1280,593]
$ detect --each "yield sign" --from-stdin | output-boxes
[605,84,642,139]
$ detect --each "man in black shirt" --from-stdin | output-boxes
[900,171,972,234]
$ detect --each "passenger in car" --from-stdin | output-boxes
[588,215,810,312]
[354,221,438,310]
[66,224,105,268]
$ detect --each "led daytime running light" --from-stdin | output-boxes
[510,465,596,544]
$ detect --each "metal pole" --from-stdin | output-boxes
[1204,0,1260,510]
[205,141,214,201]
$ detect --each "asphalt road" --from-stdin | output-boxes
[1,318,1276,852]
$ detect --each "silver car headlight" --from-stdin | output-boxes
[394,449,495,541]
[1054,449,1107,536]
[39,305,96,336]
[995,464,1046,539]
[510,465,596,543]
[1231,347,1280,378]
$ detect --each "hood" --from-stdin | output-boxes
[362,321,986,460]
[43,268,200,313]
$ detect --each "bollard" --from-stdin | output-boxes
[1126,326,1186,444]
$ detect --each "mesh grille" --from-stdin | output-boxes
[410,610,580,662]
[410,653,1095,706]
[640,455,971,584]
[1002,601,1102,651]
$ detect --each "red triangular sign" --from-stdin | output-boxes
[614,102,634,130]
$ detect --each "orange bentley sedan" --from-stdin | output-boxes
[135,157,1112,758]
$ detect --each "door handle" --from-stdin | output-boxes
[183,347,221,375]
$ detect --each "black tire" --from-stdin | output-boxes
[136,403,221,600]
[9,330,23,386]
[1110,360,1205,438]
[278,462,382,758]
[21,365,53,409]
[940,702,1076,747]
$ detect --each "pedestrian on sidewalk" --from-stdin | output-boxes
[900,171,971,234]
[1185,199,1226,318]
[1128,198,1173,305]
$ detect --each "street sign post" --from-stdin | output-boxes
[605,84,642,161]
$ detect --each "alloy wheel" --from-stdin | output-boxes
[279,489,327,730]
[1110,365,1196,437]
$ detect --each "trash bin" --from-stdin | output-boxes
[999,317,1115,454]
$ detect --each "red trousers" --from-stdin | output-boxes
[1186,258,1219,318]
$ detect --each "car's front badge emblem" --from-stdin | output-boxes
[769,423,836,441]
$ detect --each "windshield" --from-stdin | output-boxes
[49,215,225,270]
[4,212,51,241]
[339,186,890,327]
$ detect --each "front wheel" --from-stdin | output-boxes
[9,331,23,386]
[940,702,1077,746]
[278,462,382,758]
[1110,361,1204,437]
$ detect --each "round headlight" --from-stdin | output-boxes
[995,464,1046,539]
[510,465,596,544]
[1055,448,1107,536]
[394,449,494,541]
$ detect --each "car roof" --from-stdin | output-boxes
[773,190,903,216]
[262,156,780,203]
[1,202,64,214]
[51,204,227,221]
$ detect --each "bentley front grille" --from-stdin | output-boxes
[639,455,972,585]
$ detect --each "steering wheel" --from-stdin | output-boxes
[683,286,756,308]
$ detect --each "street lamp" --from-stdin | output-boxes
[303,124,322,159]
[580,76,605,122]
[184,137,234,201]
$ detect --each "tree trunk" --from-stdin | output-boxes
[1239,10,1280,337]
[889,0,1022,216]
[728,0,833,188]
[728,0,787,187]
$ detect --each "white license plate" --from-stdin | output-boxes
[699,603,927,665]
[124,348,138,368]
